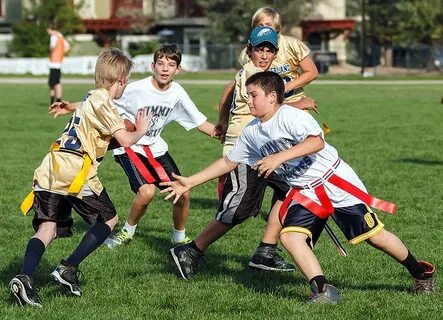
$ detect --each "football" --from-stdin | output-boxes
[124,118,136,132]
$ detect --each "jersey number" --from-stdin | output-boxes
[62,116,81,150]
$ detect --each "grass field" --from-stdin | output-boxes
[0,81,442,319]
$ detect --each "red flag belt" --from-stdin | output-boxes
[124,146,170,183]
[279,162,396,223]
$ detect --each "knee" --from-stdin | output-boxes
[176,190,190,207]
[137,185,156,204]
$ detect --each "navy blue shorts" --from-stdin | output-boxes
[114,151,180,193]
[281,203,384,247]
[32,189,117,238]
[217,163,289,225]
[48,68,61,86]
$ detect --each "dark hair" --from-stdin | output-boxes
[153,44,182,66]
[245,71,284,104]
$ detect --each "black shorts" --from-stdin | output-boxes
[281,203,384,247]
[216,163,289,225]
[48,68,61,86]
[32,189,117,238]
[114,151,180,193]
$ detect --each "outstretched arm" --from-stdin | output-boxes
[49,100,81,118]
[253,135,324,178]
[160,157,238,203]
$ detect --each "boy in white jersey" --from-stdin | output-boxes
[10,48,151,307]
[52,44,217,247]
[163,71,435,303]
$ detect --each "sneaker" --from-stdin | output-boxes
[172,236,192,246]
[103,229,133,248]
[248,245,295,272]
[9,274,41,307]
[412,260,435,294]
[51,260,81,296]
[170,244,205,279]
[307,283,340,304]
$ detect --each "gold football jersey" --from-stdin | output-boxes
[33,89,125,197]
[238,34,311,102]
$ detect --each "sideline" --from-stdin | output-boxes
[0,77,443,85]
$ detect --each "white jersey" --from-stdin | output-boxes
[112,76,207,158]
[228,105,367,207]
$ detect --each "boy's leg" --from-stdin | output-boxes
[280,203,340,304]
[172,190,191,244]
[249,173,295,272]
[170,219,234,279]
[51,190,117,296]
[367,229,435,293]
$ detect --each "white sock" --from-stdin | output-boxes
[123,221,137,237]
[173,228,186,243]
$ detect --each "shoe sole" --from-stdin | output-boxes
[169,248,188,280]
[9,278,41,307]
[248,261,295,272]
[51,271,81,296]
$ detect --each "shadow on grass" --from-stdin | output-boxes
[397,158,443,166]
[189,197,221,210]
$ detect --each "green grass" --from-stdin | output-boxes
[0,82,442,319]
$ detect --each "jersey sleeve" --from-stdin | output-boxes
[284,107,323,142]
[90,96,125,136]
[172,86,207,130]
[227,125,261,165]
[287,36,311,62]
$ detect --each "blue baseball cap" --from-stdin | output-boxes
[248,26,279,49]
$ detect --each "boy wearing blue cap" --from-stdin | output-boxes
[169,26,314,278]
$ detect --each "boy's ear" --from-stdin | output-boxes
[150,62,155,72]
[174,65,182,75]
[270,90,277,104]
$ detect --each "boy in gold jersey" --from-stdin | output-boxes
[9,48,151,307]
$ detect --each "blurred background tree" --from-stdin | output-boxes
[10,0,83,57]
[196,0,310,43]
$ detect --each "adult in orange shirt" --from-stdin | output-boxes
[47,24,69,104]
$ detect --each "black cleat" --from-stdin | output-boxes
[307,283,340,304]
[248,245,295,272]
[9,274,41,307]
[170,244,205,279]
[413,260,435,294]
[51,260,81,296]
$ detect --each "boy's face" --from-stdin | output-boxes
[246,84,277,121]
[151,56,181,89]
[251,45,277,71]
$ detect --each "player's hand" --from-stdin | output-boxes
[294,96,318,114]
[160,173,191,204]
[214,120,228,143]
[48,100,72,118]
[134,108,152,134]
[252,155,281,179]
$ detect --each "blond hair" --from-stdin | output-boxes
[94,48,134,89]
[251,7,282,33]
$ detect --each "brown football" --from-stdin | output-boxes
[124,119,136,132]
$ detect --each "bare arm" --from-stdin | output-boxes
[160,157,238,203]
[197,121,219,139]
[49,101,81,118]
[214,80,235,141]
[253,135,324,178]
[284,56,319,93]
[113,108,151,148]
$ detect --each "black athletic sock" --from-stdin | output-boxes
[401,251,426,279]
[21,238,46,277]
[55,97,62,102]
[190,241,203,254]
[50,96,55,104]
[259,242,277,248]
[65,223,111,267]
[309,275,327,293]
